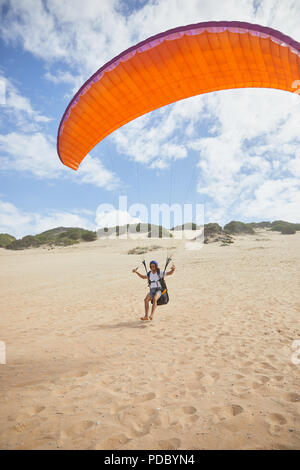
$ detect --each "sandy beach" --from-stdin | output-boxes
[0,231,299,450]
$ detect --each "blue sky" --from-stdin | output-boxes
[0,0,299,238]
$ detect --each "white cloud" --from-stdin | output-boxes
[44,70,85,95]
[0,132,59,177]
[0,75,118,190]
[95,208,141,229]
[0,0,131,81]
[236,178,300,223]
[78,155,120,190]
[0,131,119,190]
[0,0,300,225]
[111,95,204,168]
[0,199,96,238]
[2,0,299,86]
[189,89,300,222]
[112,86,300,223]
[0,74,50,130]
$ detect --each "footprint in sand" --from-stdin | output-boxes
[284,392,300,403]
[116,406,160,438]
[265,413,287,425]
[110,403,129,414]
[184,406,199,424]
[74,371,89,378]
[182,406,197,415]
[231,374,245,381]
[252,375,270,389]
[195,371,205,380]
[62,420,96,439]
[157,438,181,450]
[96,433,131,449]
[30,405,46,415]
[212,404,244,422]
[186,382,206,392]
[136,392,156,403]
[274,376,284,382]
[200,372,219,386]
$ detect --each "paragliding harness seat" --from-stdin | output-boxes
[143,257,171,306]
[147,269,169,306]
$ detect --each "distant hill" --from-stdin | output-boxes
[97,223,172,238]
[1,220,299,251]
[270,221,300,235]
[224,221,256,235]
[204,223,222,237]
[203,223,234,246]
[0,233,16,248]
[171,223,202,231]
[247,221,272,229]
[4,227,97,250]
[224,220,300,235]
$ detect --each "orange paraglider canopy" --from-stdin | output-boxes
[57,21,300,170]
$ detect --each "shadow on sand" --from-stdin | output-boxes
[90,320,149,330]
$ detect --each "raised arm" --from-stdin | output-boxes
[132,268,147,280]
[166,264,176,276]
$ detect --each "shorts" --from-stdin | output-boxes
[149,288,161,298]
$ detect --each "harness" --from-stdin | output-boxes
[147,268,166,292]
[142,257,172,306]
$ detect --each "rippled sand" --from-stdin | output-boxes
[0,231,299,449]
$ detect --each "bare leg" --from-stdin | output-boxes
[141,294,151,321]
[150,292,161,320]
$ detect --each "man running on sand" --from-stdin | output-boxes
[132,260,175,321]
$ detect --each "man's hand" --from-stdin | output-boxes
[166,264,175,276]
[132,268,137,273]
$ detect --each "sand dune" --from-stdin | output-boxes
[0,231,299,449]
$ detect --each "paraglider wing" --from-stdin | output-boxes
[57,21,300,170]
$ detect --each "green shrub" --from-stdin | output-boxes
[224,221,255,235]
[6,235,38,250]
[5,227,98,250]
[81,231,97,241]
[280,226,296,235]
[0,234,16,248]
[247,221,272,229]
[271,223,292,233]
[204,223,222,237]
[271,221,299,234]
[147,226,172,238]
[57,237,79,246]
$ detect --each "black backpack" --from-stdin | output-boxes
[147,268,169,305]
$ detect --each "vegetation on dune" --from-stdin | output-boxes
[4,227,97,250]
[247,221,272,229]
[98,223,173,238]
[0,233,16,248]
[279,226,297,235]
[270,221,299,235]
[147,226,173,238]
[224,221,255,235]
[171,223,201,231]
[204,223,222,237]
[2,219,299,251]
[128,245,162,255]
[223,220,300,236]
[203,224,234,246]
